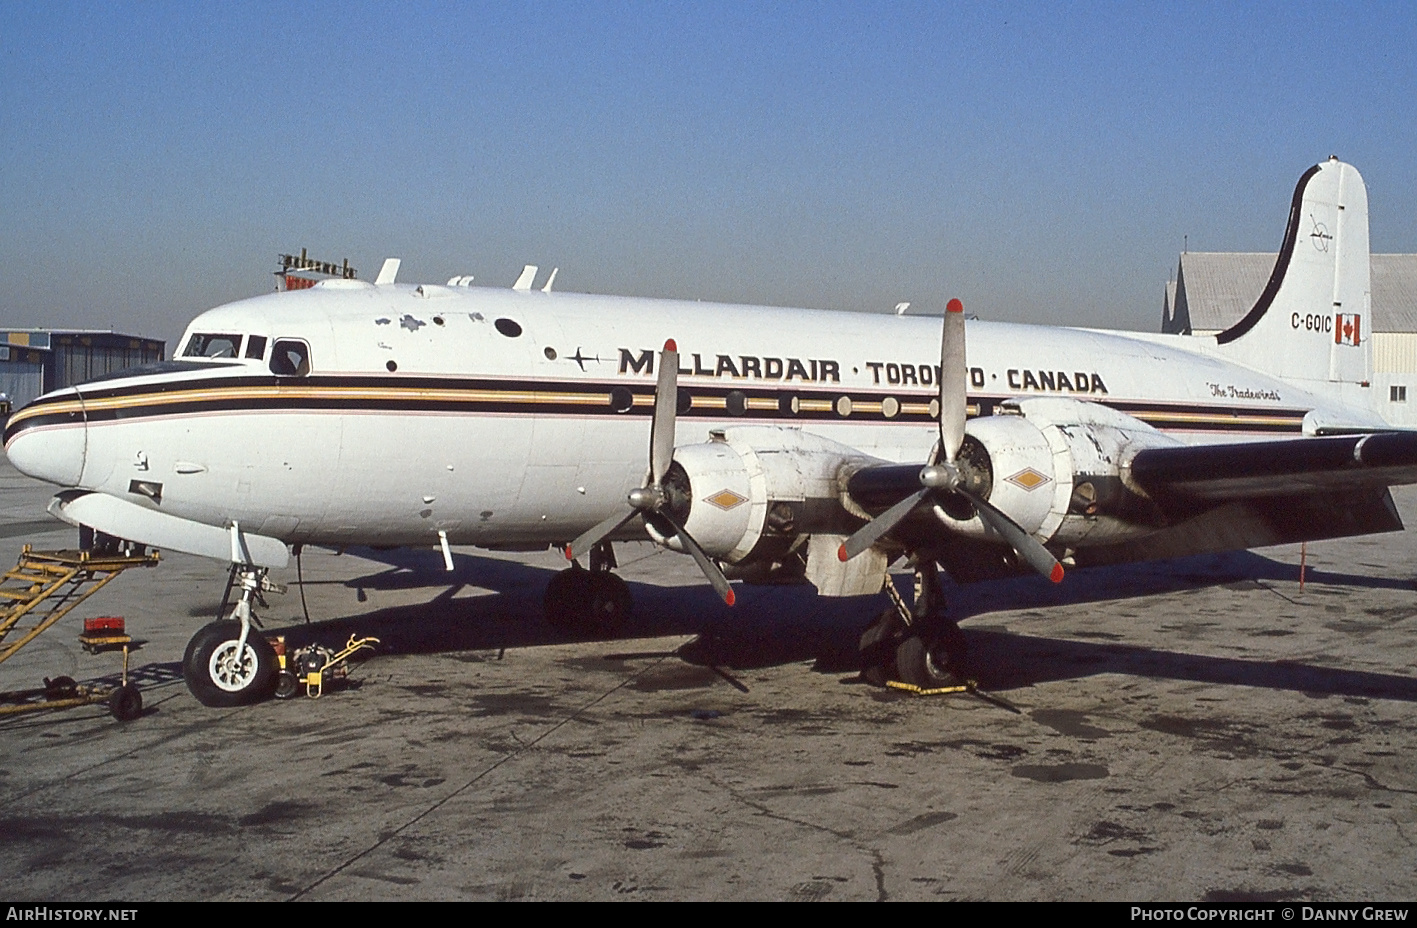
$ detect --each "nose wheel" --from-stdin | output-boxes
[544,542,632,637]
[182,620,278,706]
[182,567,278,707]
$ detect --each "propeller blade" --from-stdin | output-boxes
[939,298,967,465]
[840,299,1061,585]
[956,488,1064,583]
[649,339,679,487]
[837,487,930,562]
[647,512,736,606]
[567,508,640,562]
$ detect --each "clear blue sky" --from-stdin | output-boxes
[2,1,1415,346]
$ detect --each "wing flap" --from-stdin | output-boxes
[1076,488,1403,567]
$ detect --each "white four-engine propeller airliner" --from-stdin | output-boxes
[7,157,1417,706]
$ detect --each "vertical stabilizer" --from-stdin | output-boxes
[1213,158,1371,386]
[375,258,401,285]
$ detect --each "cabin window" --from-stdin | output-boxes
[269,339,312,377]
[245,335,268,360]
[1392,385,1407,403]
[183,333,242,359]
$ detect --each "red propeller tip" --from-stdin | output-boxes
[1049,563,1065,584]
[946,298,964,314]
[724,589,736,607]
[562,545,573,561]
[663,338,677,352]
[837,544,849,562]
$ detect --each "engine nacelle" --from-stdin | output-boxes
[933,397,1182,547]
[643,426,877,564]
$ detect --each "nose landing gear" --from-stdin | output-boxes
[182,567,278,707]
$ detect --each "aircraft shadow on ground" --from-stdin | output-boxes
[962,628,1417,703]
[248,545,1417,704]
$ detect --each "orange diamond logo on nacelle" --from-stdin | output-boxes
[1005,468,1051,492]
[705,489,748,510]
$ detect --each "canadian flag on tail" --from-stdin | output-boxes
[1336,313,1361,347]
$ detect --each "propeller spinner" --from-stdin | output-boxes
[837,299,1064,584]
[567,340,736,606]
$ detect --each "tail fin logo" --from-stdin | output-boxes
[1310,215,1333,252]
[1336,313,1361,346]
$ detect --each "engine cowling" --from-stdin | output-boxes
[642,426,877,565]
[846,397,1182,552]
[992,397,1182,547]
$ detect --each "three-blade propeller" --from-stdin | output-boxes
[567,340,736,606]
[837,299,1064,584]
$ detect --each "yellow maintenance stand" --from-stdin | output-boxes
[0,545,160,720]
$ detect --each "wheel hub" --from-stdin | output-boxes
[209,641,258,692]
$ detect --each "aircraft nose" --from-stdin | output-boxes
[3,390,86,487]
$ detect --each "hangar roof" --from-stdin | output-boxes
[1163,253,1417,335]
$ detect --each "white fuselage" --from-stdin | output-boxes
[3,281,1386,551]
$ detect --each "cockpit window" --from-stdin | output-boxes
[244,335,268,360]
[269,339,311,377]
[183,333,242,359]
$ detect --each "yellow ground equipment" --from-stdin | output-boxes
[0,545,160,720]
[271,633,379,699]
[884,677,1022,713]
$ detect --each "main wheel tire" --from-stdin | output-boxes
[894,635,964,690]
[936,622,970,677]
[543,567,594,634]
[586,572,632,637]
[108,683,143,721]
[182,621,278,708]
[858,609,904,687]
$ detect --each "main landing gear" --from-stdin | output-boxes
[544,541,631,638]
[858,557,971,690]
[182,566,278,707]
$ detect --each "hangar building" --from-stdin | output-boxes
[0,330,166,412]
[1162,253,1417,426]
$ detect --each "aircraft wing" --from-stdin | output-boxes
[839,407,1417,581]
[1128,432,1417,502]
[1049,430,1417,569]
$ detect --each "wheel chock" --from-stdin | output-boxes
[884,678,1022,713]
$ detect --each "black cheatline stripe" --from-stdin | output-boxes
[3,410,85,444]
[1215,163,1323,346]
[74,394,929,425]
[72,373,875,403]
[9,374,1310,443]
[1132,420,1300,434]
[1106,399,1306,421]
[71,393,1304,434]
[72,372,1311,419]
[68,372,1311,419]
